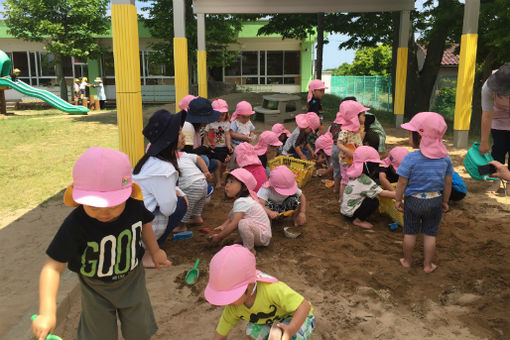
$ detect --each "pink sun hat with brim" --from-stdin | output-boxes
[178,94,197,111]
[271,123,291,137]
[228,168,259,200]
[63,147,143,208]
[230,101,255,122]
[212,98,229,113]
[205,245,278,306]
[401,112,448,159]
[346,146,383,179]
[335,100,370,132]
[295,112,321,132]
[381,147,409,171]
[235,142,262,167]
[307,79,328,103]
[315,133,334,156]
[263,165,298,196]
[254,131,283,156]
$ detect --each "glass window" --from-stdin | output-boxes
[259,51,266,76]
[242,51,258,75]
[266,51,283,75]
[283,77,297,84]
[244,77,259,84]
[225,54,241,76]
[12,52,29,77]
[63,56,73,77]
[29,52,37,77]
[284,51,300,75]
[39,52,56,76]
[102,52,115,77]
[266,76,283,84]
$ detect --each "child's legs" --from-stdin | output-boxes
[157,197,187,246]
[339,165,349,200]
[402,234,417,266]
[181,180,207,222]
[238,219,269,250]
[352,197,379,221]
[245,323,271,340]
[423,235,437,270]
[279,315,316,340]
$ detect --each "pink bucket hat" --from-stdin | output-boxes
[228,168,259,200]
[334,100,370,132]
[205,245,278,306]
[315,133,334,156]
[307,79,328,102]
[346,146,383,179]
[381,147,409,171]
[230,101,255,122]
[63,147,143,208]
[212,98,229,113]
[264,165,298,196]
[401,112,448,159]
[178,94,197,111]
[235,142,262,167]
[254,131,283,156]
[295,112,321,132]
[272,123,291,137]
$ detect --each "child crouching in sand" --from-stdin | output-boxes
[395,112,452,273]
[205,245,315,340]
[209,169,271,254]
[340,146,395,229]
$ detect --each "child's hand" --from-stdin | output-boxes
[442,201,449,212]
[204,171,213,180]
[32,314,56,340]
[294,212,306,226]
[267,210,279,219]
[276,323,293,340]
[228,145,233,153]
[395,200,404,212]
[152,249,172,269]
[209,233,223,244]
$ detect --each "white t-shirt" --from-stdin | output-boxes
[340,174,382,217]
[230,197,271,242]
[183,121,202,148]
[257,186,302,204]
[231,120,255,145]
[206,121,230,147]
[177,152,206,189]
[73,83,79,93]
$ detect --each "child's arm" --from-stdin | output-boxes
[277,299,311,340]
[195,155,212,180]
[229,130,250,142]
[337,142,354,158]
[378,189,396,199]
[442,175,452,212]
[379,171,395,191]
[294,145,307,160]
[395,176,408,212]
[32,258,67,340]
[141,222,172,269]
[259,198,279,219]
[306,144,315,159]
[225,130,233,153]
[210,212,244,244]
[294,193,307,225]
[212,332,227,340]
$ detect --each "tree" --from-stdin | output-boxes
[3,0,109,100]
[332,45,392,76]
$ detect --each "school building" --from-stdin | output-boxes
[0,20,316,102]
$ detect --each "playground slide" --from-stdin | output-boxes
[0,78,89,115]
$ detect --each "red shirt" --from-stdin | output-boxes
[243,164,267,192]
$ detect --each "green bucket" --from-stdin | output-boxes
[463,142,499,181]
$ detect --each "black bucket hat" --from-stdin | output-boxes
[143,109,186,156]
[487,63,510,96]
[186,97,221,124]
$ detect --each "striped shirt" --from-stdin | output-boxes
[397,151,453,196]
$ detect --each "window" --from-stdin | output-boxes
[225,54,241,76]
[12,52,29,77]
[266,51,283,75]
[284,51,300,75]
[39,53,56,76]
[102,53,115,77]
[242,51,258,75]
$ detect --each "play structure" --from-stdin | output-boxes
[0,50,88,115]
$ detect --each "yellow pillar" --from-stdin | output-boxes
[394,10,410,127]
[198,50,208,98]
[174,37,189,111]
[111,2,144,166]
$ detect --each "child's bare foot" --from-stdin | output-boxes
[142,252,156,268]
[400,258,411,268]
[423,263,438,273]
[190,216,204,225]
[353,218,373,229]
[173,225,188,233]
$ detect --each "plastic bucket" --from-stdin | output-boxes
[463,142,499,181]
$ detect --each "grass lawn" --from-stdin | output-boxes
[0,109,119,227]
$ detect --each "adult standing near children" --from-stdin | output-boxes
[133,110,188,266]
[93,77,106,109]
[479,63,510,194]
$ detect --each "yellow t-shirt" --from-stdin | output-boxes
[216,281,314,336]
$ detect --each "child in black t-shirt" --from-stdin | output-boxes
[32,147,171,340]
[306,79,328,147]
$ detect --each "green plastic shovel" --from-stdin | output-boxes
[185,259,200,285]
[30,315,63,340]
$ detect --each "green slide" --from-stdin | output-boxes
[0,78,89,115]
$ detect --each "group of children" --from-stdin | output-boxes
[32,79,464,340]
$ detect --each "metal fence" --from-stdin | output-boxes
[330,76,392,111]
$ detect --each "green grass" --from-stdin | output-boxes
[0,109,119,223]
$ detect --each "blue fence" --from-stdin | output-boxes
[330,76,392,111]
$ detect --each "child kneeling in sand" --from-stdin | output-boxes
[205,245,315,340]
[258,165,307,227]
[395,112,452,273]
[32,147,171,340]
[209,169,271,254]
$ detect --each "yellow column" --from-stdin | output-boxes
[111,3,144,166]
[198,50,208,98]
[454,34,478,132]
[174,37,189,112]
[394,47,408,117]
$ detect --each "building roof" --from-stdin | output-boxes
[419,43,459,66]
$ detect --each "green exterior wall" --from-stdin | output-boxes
[87,58,101,96]
[300,39,314,92]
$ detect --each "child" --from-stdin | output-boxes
[254,130,283,170]
[258,165,307,227]
[271,123,290,155]
[235,142,267,192]
[31,147,171,340]
[79,77,89,98]
[93,77,106,110]
[209,169,271,254]
[207,99,233,188]
[328,112,343,195]
[379,146,409,191]
[282,112,320,160]
[178,94,197,112]
[314,133,334,177]
[336,100,369,201]
[205,245,315,340]
[230,100,257,145]
[73,78,80,101]
[341,146,395,229]
[395,111,453,273]
[307,79,327,121]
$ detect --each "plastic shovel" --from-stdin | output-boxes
[30,315,63,340]
[185,259,200,285]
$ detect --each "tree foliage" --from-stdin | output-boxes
[332,45,391,76]
[3,0,109,99]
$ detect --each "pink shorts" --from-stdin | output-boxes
[340,165,350,185]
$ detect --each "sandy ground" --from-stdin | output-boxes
[1,97,510,339]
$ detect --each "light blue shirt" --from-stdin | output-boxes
[397,151,453,196]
